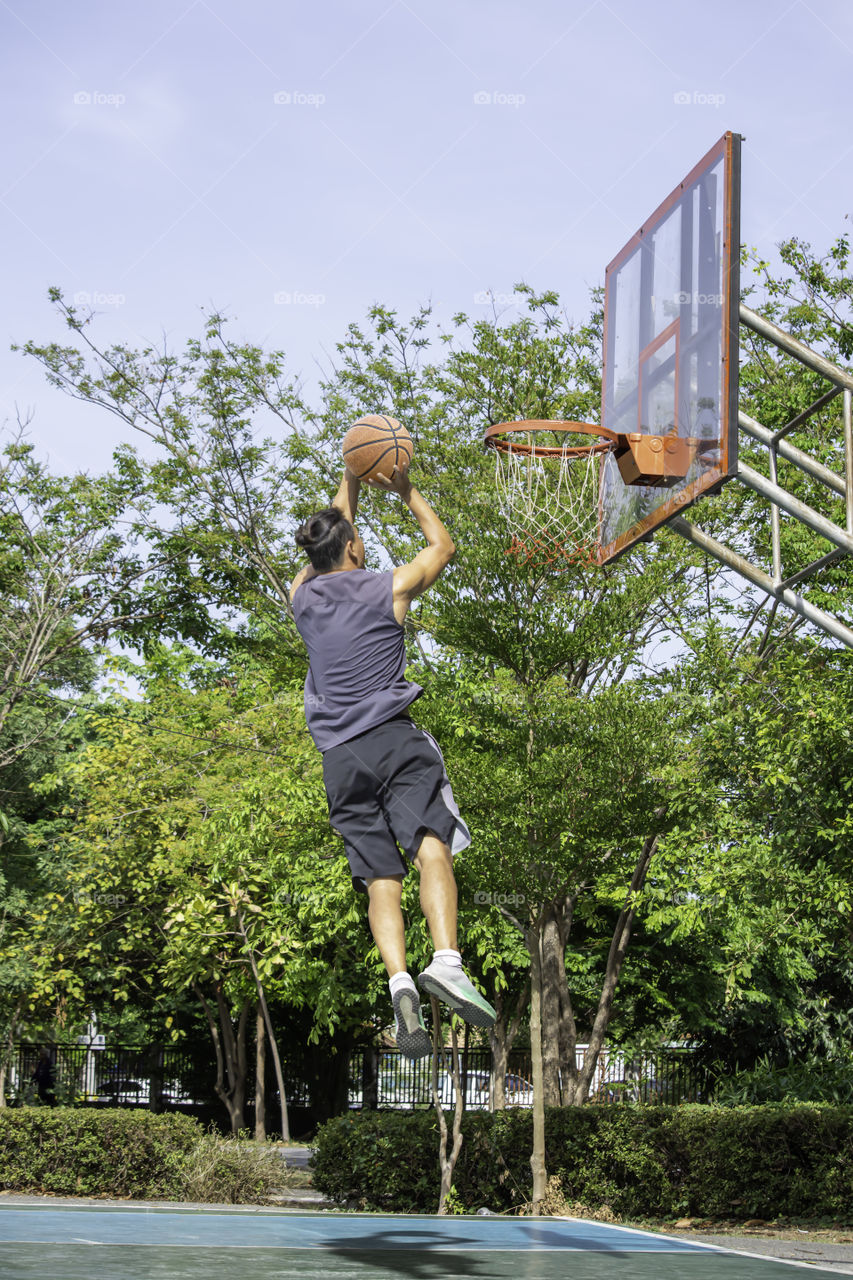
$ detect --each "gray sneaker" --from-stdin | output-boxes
[417,960,496,1029]
[392,987,433,1059]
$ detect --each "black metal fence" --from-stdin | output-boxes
[349,1046,707,1109]
[8,1042,310,1110]
[9,1041,707,1112]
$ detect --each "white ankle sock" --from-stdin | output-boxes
[389,971,417,997]
[432,948,463,968]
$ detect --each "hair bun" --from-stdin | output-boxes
[294,506,354,573]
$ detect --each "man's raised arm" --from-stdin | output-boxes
[290,469,362,602]
[370,469,455,621]
[332,468,361,524]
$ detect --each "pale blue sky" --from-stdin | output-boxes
[3,0,852,474]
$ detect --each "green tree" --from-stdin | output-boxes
[303,292,713,1208]
[17,650,393,1130]
[19,284,703,1204]
[21,259,852,1211]
[650,640,853,1079]
[0,430,173,762]
[0,647,99,1100]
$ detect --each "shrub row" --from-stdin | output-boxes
[311,1104,853,1219]
[0,1108,288,1203]
[0,1108,202,1198]
[714,1058,853,1107]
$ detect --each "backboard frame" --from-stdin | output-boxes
[598,131,742,563]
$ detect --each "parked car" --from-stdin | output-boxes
[433,1069,491,1108]
[503,1073,533,1106]
[98,1077,150,1104]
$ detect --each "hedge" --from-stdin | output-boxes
[311,1104,853,1218]
[0,1108,203,1198]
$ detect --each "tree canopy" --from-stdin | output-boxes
[3,239,851,1158]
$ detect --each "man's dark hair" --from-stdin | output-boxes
[295,507,355,573]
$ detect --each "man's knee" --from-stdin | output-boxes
[366,874,404,903]
[413,834,453,874]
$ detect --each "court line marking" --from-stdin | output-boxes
[559,1218,847,1274]
[670,1240,850,1275]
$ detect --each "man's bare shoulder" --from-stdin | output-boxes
[290,565,318,602]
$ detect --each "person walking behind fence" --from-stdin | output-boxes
[290,463,496,1059]
[32,1049,56,1106]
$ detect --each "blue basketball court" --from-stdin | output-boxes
[0,1205,840,1278]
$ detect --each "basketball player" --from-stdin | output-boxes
[290,465,496,1058]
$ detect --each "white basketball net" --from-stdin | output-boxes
[491,432,605,569]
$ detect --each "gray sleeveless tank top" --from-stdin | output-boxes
[291,569,423,751]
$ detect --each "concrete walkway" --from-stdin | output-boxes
[276,1144,312,1169]
[679,1231,853,1276]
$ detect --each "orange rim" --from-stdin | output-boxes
[483,419,617,458]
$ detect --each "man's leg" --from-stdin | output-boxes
[366,873,432,1059]
[413,834,457,952]
[365,874,406,976]
[414,834,496,1029]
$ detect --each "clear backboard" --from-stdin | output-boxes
[598,132,741,563]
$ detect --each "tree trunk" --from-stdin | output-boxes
[541,897,580,1107]
[254,1006,267,1141]
[236,911,290,1141]
[540,911,564,1105]
[255,980,290,1141]
[527,923,547,1213]
[521,675,546,1207]
[490,1032,508,1112]
[194,982,250,1134]
[0,1011,20,1108]
[218,986,249,1133]
[565,827,662,1105]
[489,981,529,1111]
[430,999,464,1215]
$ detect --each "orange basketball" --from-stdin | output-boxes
[342,414,413,482]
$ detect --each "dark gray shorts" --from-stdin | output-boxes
[321,715,471,892]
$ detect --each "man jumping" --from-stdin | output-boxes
[290,462,496,1059]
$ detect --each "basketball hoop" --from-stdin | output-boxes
[483,420,618,569]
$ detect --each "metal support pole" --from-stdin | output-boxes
[768,443,782,584]
[737,462,853,556]
[773,386,841,442]
[779,548,845,590]
[740,305,853,394]
[840,386,845,532]
[739,412,846,498]
[670,516,853,649]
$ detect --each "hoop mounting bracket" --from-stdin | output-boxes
[613,431,718,488]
